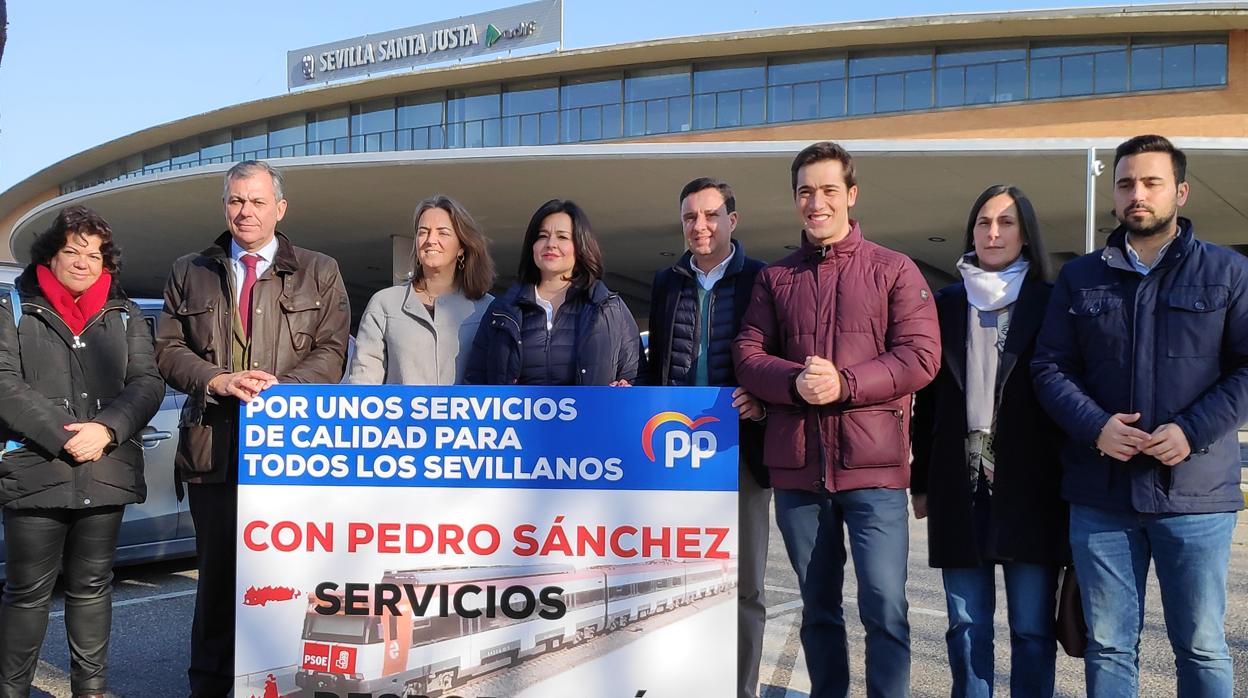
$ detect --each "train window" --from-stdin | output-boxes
[608,584,633,601]
[480,611,521,632]
[636,580,655,594]
[412,614,465,647]
[305,615,383,644]
[574,587,605,606]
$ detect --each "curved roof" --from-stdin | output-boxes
[3,2,1248,214]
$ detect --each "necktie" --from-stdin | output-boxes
[240,254,260,337]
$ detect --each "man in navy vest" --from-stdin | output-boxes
[645,177,770,698]
[1033,135,1247,696]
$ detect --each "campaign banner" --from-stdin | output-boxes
[234,384,739,698]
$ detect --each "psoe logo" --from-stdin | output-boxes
[301,642,330,671]
[642,411,719,469]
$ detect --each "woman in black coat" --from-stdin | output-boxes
[911,185,1068,698]
[0,206,164,698]
[465,199,639,386]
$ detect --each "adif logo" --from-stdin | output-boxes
[642,411,719,469]
[301,54,315,80]
[485,20,538,48]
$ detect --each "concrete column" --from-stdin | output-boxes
[1085,148,1104,254]
[391,234,414,286]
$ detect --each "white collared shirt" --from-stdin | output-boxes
[229,236,279,307]
[1125,234,1176,276]
[532,286,554,331]
[690,247,734,291]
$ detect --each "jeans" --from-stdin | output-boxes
[738,460,772,698]
[0,506,124,698]
[774,487,910,698]
[941,562,1059,698]
[1069,503,1236,698]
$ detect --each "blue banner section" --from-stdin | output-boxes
[238,384,738,492]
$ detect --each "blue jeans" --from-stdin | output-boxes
[942,562,1059,698]
[1069,503,1236,698]
[774,487,910,698]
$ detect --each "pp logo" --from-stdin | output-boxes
[642,411,719,469]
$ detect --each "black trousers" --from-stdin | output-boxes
[187,483,236,698]
[0,505,124,698]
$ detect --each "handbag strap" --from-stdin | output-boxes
[3,288,24,453]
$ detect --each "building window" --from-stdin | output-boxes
[56,32,1230,194]
[170,138,200,170]
[306,106,349,156]
[624,66,691,136]
[848,51,933,115]
[142,145,171,175]
[1030,41,1127,98]
[397,93,446,150]
[767,55,846,123]
[199,129,232,164]
[447,86,501,148]
[936,45,1026,107]
[267,114,307,158]
[693,60,765,129]
[233,122,268,161]
[351,99,397,153]
[1193,42,1228,86]
[503,79,559,146]
[559,73,621,142]
[1133,38,1227,90]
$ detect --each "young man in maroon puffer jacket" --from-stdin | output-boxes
[733,141,940,698]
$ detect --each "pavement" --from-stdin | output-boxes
[17,505,1248,698]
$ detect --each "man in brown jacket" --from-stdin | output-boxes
[733,142,940,698]
[155,160,350,697]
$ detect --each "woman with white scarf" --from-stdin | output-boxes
[911,185,1069,698]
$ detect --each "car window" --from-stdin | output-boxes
[138,310,179,398]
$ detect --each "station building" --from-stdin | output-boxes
[1,2,1246,323]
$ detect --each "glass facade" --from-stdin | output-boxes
[61,33,1230,194]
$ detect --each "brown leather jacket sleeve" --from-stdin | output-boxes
[155,256,227,411]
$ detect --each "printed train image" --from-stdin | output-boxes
[295,559,737,696]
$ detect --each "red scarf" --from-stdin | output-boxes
[35,265,113,336]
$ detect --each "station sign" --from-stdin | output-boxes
[287,0,561,89]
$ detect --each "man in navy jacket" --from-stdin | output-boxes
[1032,135,1247,697]
[646,177,769,698]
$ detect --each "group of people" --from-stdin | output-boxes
[0,134,1241,698]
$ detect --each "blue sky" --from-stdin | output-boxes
[0,0,1194,191]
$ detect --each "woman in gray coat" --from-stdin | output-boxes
[348,195,495,385]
